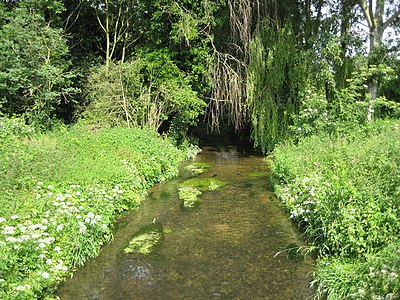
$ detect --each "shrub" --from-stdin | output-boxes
[85,49,206,139]
[313,242,400,300]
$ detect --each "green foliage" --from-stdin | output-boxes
[271,119,400,298]
[314,242,400,299]
[150,0,225,95]
[0,2,76,129]
[0,116,186,299]
[86,49,205,138]
[291,64,400,140]
[0,116,34,143]
[247,23,306,152]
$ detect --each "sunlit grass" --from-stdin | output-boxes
[0,118,188,299]
[272,119,400,298]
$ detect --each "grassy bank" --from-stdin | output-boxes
[271,119,400,299]
[0,117,192,299]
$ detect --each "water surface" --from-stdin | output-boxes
[57,147,314,299]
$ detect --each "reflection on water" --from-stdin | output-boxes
[57,147,314,300]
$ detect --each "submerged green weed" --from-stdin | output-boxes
[178,177,227,208]
[178,186,203,208]
[124,222,164,255]
[180,178,226,192]
[184,162,210,175]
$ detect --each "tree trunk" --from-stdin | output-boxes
[357,0,400,120]
[105,0,110,66]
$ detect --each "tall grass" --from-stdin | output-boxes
[271,119,400,299]
[0,118,188,299]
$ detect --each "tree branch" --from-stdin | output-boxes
[382,5,400,31]
[358,0,373,28]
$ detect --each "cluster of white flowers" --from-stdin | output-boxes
[277,174,324,223]
[298,107,320,119]
[14,284,32,291]
[31,183,117,238]
[1,215,58,252]
[1,180,137,298]
[363,265,399,300]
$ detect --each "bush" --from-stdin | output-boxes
[85,49,206,139]
[314,242,400,300]
[0,3,76,129]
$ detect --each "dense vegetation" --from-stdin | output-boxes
[1,0,400,298]
[0,117,195,299]
[272,119,400,299]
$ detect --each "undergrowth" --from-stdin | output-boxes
[0,117,188,299]
[271,119,400,299]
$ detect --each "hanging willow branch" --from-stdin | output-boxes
[228,0,253,54]
[207,50,247,131]
[207,0,262,132]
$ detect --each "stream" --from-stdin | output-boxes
[56,146,314,299]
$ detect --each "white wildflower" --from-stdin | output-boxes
[3,226,16,235]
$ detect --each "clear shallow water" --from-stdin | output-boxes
[56,147,314,299]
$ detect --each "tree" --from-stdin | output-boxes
[0,1,75,128]
[91,0,143,65]
[357,0,400,119]
[86,49,206,138]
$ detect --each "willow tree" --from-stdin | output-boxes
[207,0,307,151]
[248,25,306,151]
[208,0,258,131]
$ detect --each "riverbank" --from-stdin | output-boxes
[271,119,400,299]
[0,117,195,299]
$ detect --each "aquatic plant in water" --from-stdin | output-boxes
[124,223,164,255]
[178,186,203,208]
[184,162,211,175]
[178,177,227,208]
[180,178,226,192]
